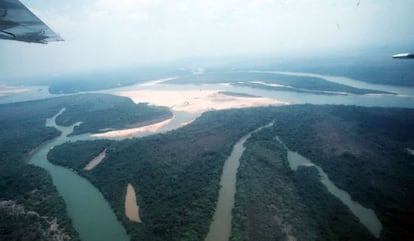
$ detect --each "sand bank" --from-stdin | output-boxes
[180,119,195,127]
[139,77,177,87]
[91,117,173,138]
[250,80,288,88]
[115,89,287,114]
[0,85,30,96]
[125,183,141,222]
[84,149,106,170]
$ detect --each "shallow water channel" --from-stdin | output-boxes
[205,123,272,241]
[30,109,130,241]
[278,137,383,238]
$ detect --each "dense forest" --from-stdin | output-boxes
[0,98,76,241]
[0,93,172,241]
[5,97,413,241]
[270,105,414,241]
[48,107,279,241]
[48,140,113,170]
[231,122,377,241]
[54,94,172,135]
[49,104,414,241]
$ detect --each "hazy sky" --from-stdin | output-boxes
[0,0,413,80]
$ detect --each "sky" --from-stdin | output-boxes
[0,0,413,81]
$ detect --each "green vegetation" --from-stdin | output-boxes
[0,93,171,241]
[48,107,278,241]
[48,140,112,170]
[231,128,313,241]
[0,99,77,241]
[45,104,414,241]
[54,94,172,135]
[271,105,414,241]
[231,126,376,241]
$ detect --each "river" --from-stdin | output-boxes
[27,104,198,241]
[279,137,382,238]
[205,123,272,241]
[7,71,414,241]
[30,109,130,241]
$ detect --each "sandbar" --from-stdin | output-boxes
[91,117,173,138]
[139,77,177,87]
[250,80,288,88]
[125,183,141,222]
[84,149,106,170]
[115,89,287,114]
[0,85,30,96]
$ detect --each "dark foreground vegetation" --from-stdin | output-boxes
[231,123,376,241]
[48,140,113,170]
[0,93,171,241]
[48,107,279,241]
[48,104,414,241]
[0,99,76,241]
[270,105,414,241]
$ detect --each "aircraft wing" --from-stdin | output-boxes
[392,53,414,59]
[0,0,63,44]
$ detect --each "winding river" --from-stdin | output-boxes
[30,109,130,241]
[8,71,414,241]
[27,103,198,241]
[205,123,272,241]
[279,137,382,238]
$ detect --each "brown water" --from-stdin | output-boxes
[125,183,141,223]
[205,123,272,241]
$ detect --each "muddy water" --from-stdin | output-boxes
[205,123,272,241]
[125,183,141,223]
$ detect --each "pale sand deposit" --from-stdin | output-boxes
[0,85,30,96]
[250,80,289,88]
[180,119,195,127]
[84,149,106,170]
[125,183,141,222]
[115,89,287,114]
[91,117,173,138]
[139,77,177,87]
